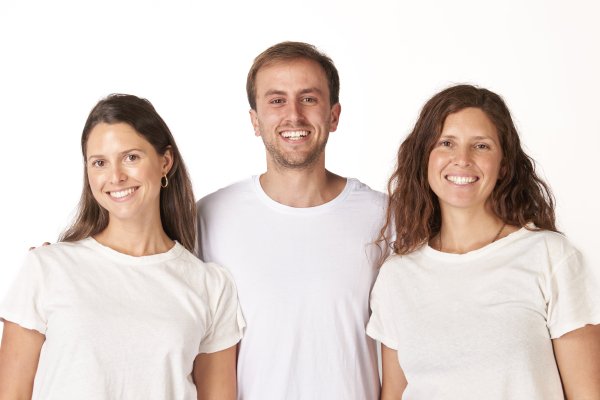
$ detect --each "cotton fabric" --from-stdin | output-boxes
[197,176,386,400]
[367,228,600,399]
[0,238,244,399]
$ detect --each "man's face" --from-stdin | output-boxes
[250,58,341,170]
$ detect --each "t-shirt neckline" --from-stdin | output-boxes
[421,226,531,262]
[252,175,354,215]
[82,237,184,265]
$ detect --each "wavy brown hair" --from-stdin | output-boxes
[380,84,557,256]
[60,94,197,252]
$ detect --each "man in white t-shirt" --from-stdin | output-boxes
[197,42,386,399]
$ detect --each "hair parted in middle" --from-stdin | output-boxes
[59,94,197,252]
[380,84,557,256]
[246,41,340,110]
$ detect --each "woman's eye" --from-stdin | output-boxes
[439,140,452,147]
[475,143,490,150]
[91,160,105,167]
[125,154,139,162]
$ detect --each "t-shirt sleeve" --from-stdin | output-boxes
[366,262,399,350]
[198,264,245,354]
[0,251,47,334]
[546,249,600,338]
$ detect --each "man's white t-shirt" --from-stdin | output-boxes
[367,228,600,399]
[197,176,386,400]
[0,238,245,399]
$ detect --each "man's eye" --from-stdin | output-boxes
[270,98,284,104]
[302,97,316,103]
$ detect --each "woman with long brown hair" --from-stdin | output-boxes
[0,94,244,399]
[367,85,600,399]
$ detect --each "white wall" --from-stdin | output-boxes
[1,0,599,339]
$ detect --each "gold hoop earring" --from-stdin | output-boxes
[161,174,169,188]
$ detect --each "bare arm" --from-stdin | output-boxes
[193,344,237,400]
[381,343,407,400]
[0,321,45,399]
[553,323,600,399]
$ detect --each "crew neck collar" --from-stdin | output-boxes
[421,226,531,262]
[82,237,184,265]
[252,175,354,215]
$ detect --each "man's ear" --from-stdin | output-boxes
[329,103,341,132]
[249,109,261,137]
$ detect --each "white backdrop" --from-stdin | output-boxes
[1,0,599,339]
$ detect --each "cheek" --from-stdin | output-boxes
[314,108,333,123]
[138,163,165,186]
[427,153,442,180]
[427,152,449,198]
[86,173,106,206]
[427,163,434,185]
[87,171,101,193]
[258,109,279,123]
[484,156,503,180]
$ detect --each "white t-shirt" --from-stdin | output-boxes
[197,176,386,400]
[367,228,600,399]
[0,238,245,400]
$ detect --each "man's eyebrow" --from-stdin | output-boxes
[263,87,324,97]
[264,89,287,97]
[299,87,323,96]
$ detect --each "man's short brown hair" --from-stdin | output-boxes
[246,41,340,110]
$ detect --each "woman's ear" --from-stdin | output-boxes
[162,146,174,175]
[498,161,507,180]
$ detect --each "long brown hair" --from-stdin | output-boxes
[60,94,197,252]
[380,84,557,256]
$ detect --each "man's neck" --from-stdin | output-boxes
[259,166,347,208]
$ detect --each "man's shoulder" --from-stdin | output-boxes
[346,177,387,204]
[197,176,256,211]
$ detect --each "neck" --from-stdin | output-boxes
[93,214,174,257]
[260,164,346,208]
[435,206,504,254]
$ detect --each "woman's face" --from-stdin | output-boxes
[427,107,503,215]
[85,122,172,225]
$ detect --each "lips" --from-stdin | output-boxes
[108,187,138,199]
[279,130,310,141]
[445,175,478,185]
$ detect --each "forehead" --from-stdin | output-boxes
[86,122,150,153]
[441,107,498,139]
[254,58,329,95]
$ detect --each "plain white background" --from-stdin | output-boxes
[1,0,599,340]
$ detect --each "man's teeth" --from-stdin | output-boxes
[281,130,309,140]
[110,188,136,198]
[446,176,477,185]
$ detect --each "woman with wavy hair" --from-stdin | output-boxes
[367,85,600,399]
[0,94,244,399]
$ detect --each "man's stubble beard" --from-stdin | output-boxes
[263,135,329,170]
